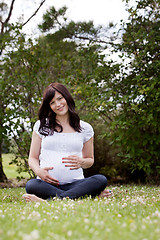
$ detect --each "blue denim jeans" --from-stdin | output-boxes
[25,174,107,200]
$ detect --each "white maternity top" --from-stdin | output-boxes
[33,120,94,184]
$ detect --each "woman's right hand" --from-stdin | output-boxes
[28,131,59,186]
[37,167,59,186]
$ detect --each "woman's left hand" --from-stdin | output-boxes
[62,155,84,170]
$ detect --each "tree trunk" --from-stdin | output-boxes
[0,110,7,182]
[0,148,7,182]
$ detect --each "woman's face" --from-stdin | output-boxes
[49,91,69,116]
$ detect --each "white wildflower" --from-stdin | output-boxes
[122,203,127,208]
[89,228,94,233]
[84,218,90,223]
[35,202,40,208]
[20,230,39,240]
[122,223,127,228]
[7,230,15,236]
[67,230,72,237]
[21,216,25,221]
[30,230,39,240]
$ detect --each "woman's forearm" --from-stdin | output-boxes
[62,155,94,170]
[81,157,94,169]
[28,157,41,176]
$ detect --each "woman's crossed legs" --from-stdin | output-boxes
[23,174,110,202]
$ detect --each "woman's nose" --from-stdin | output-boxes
[56,101,61,107]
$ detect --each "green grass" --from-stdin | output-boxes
[2,153,30,179]
[0,185,160,240]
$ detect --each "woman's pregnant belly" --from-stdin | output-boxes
[39,151,84,184]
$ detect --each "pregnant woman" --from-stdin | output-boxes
[23,82,111,202]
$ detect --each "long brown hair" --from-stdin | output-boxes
[38,82,81,135]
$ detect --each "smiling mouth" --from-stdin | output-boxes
[57,106,64,111]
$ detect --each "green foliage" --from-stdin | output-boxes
[38,6,68,32]
[38,5,100,41]
[84,121,127,182]
[110,0,160,182]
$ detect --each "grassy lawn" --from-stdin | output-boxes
[2,153,30,179]
[0,185,160,240]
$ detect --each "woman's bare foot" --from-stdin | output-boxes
[98,189,112,198]
[22,194,46,202]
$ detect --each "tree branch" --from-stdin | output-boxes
[73,34,114,45]
[1,0,16,34]
[22,0,46,27]
[55,16,114,46]
[4,0,16,24]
